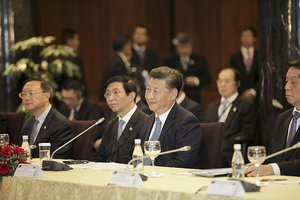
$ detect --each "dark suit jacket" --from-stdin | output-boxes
[230,50,259,94]
[268,108,300,176]
[21,107,73,159]
[164,53,211,102]
[140,103,202,168]
[205,96,256,166]
[59,99,102,120]
[131,47,159,72]
[179,96,203,122]
[94,108,148,164]
[0,113,8,133]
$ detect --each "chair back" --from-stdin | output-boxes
[2,112,26,145]
[70,120,100,160]
[199,122,224,169]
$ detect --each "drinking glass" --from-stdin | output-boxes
[0,134,9,145]
[247,146,266,186]
[144,141,162,177]
[39,143,51,166]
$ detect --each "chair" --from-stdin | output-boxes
[70,120,101,160]
[199,122,224,169]
[2,112,26,145]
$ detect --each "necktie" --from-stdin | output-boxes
[30,119,39,144]
[150,117,162,141]
[218,100,229,122]
[117,119,125,141]
[244,50,253,72]
[286,112,300,147]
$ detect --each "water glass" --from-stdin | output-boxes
[0,134,9,145]
[39,143,51,166]
[144,140,162,177]
[247,146,266,186]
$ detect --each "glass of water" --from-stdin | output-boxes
[247,146,266,186]
[39,143,51,166]
[0,134,9,145]
[144,140,162,177]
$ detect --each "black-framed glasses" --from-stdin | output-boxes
[19,91,46,98]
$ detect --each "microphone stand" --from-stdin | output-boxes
[42,118,105,171]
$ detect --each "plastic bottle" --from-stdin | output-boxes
[231,144,245,180]
[21,135,31,163]
[132,139,144,173]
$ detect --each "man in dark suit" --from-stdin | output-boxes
[59,79,101,120]
[19,79,73,159]
[206,68,256,166]
[94,76,148,163]
[164,33,211,102]
[176,90,202,122]
[140,66,202,168]
[230,27,259,101]
[131,25,159,74]
[247,61,300,176]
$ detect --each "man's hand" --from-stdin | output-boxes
[245,164,274,177]
[93,139,102,150]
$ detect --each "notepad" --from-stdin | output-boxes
[190,168,232,177]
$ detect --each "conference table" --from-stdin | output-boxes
[1,160,300,200]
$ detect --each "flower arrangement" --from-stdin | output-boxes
[0,144,29,176]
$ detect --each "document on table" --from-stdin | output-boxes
[69,162,127,171]
[189,168,232,177]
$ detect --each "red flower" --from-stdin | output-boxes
[0,163,10,175]
[19,159,27,164]
[0,145,13,157]
[14,146,25,155]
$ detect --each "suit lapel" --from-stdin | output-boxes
[224,97,239,130]
[158,104,177,143]
[284,113,298,160]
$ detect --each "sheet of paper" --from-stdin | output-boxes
[69,162,127,171]
[190,168,232,177]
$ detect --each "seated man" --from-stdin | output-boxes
[94,76,148,164]
[140,66,202,168]
[246,61,300,176]
[0,113,8,133]
[20,79,73,158]
[206,68,256,167]
[59,79,102,120]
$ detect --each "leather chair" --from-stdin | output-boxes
[70,120,101,160]
[199,122,224,169]
[2,112,26,145]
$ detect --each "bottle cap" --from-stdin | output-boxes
[234,144,241,150]
[22,135,28,140]
[134,139,141,144]
[38,143,51,147]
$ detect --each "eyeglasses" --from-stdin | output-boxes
[19,91,46,98]
[104,90,123,99]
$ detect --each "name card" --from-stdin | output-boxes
[207,180,245,197]
[14,164,43,178]
[109,171,143,187]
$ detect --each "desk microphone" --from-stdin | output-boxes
[42,117,105,171]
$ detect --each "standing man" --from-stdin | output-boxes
[206,68,256,166]
[164,33,211,102]
[140,66,202,168]
[94,76,148,163]
[59,79,101,120]
[230,27,259,101]
[20,79,73,158]
[246,61,300,176]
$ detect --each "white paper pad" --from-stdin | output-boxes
[190,168,232,177]
[69,162,127,171]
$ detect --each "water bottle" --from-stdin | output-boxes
[231,144,244,180]
[21,135,31,163]
[132,139,144,173]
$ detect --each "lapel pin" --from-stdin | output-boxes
[129,127,133,131]
[44,126,47,130]
[233,107,237,112]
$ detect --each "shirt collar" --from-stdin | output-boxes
[221,92,238,104]
[75,98,84,111]
[133,43,146,52]
[119,105,137,124]
[241,46,254,57]
[292,107,300,115]
[36,105,52,123]
[156,102,175,126]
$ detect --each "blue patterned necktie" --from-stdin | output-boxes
[117,119,125,141]
[30,119,39,144]
[287,112,300,147]
[150,117,162,141]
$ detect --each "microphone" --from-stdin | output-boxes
[42,117,105,171]
[126,145,191,171]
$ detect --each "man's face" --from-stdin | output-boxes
[105,82,134,117]
[61,89,81,109]
[145,78,177,115]
[217,69,238,98]
[285,67,300,108]
[176,43,193,57]
[122,41,133,59]
[132,27,149,46]
[240,30,255,48]
[21,81,50,115]
[67,34,80,50]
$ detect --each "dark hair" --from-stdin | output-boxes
[61,79,84,98]
[288,59,300,70]
[133,25,150,36]
[221,68,241,86]
[22,78,53,98]
[60,28,78,44]
[172,33,192,46]
[113,36,131,52]
[149,66,183,95]
[241,26,257,38]
[105,75,138,101]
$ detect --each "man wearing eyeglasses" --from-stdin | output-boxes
[20,78,73,159]
[94,76,148,163]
